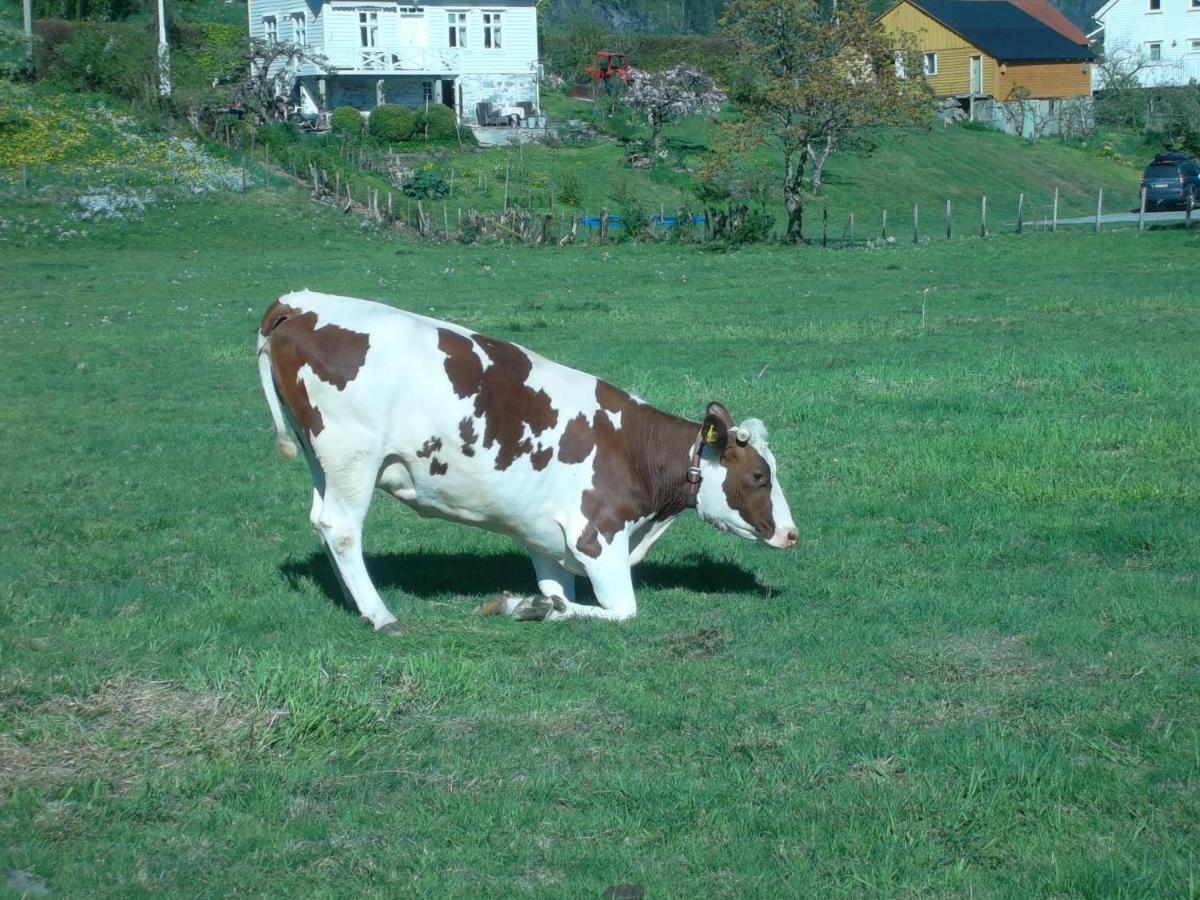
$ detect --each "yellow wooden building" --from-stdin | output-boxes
[880,0,1094,103]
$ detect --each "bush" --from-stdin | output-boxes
[32,19,74,74]
[50,22,158,104]
[259,121,300,152]
[331,106,365,136]
[557,171,582,206]
[368,103,415,142]
[401,168,449,199]
[415,103,457,140]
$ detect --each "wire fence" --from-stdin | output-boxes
[3,156,1194,247]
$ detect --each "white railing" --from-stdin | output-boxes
[332,48,443,73]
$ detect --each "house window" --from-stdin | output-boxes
[483,11,502,49]
[262,15,278,44]
[448,11,467,48]
[1148,0,1160,9]
[360,11,379,48]
[1191,38,1200,53]
[1148,41,1162,60]
[291,12,306,47]
[422,80,433,102]
[399,5,425,12]
[923,52,937,76]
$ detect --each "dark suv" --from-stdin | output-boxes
[1141,151,1200,211]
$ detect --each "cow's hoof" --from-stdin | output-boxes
[513,594,561,622]
[377,621,404,636]
[474,592,518,616]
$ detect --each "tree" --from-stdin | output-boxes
[239,38,328,122]
[716,0,931,242]
[624,63,725,152]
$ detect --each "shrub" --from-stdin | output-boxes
[331,106,365,136]
[368,103,415,142]
[401,168,449,199]
[32,19,74,74]
[50,23,158,104]
[258,121,300,152]
[415,103,457,140]
[557,171,582,206]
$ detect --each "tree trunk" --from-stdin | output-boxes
[809,133,835,195]
[783,150,805,244]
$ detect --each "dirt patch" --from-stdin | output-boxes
[891,632,1038,688]
[0,676,280,796]
[662,626,726,659]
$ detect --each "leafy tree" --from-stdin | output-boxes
[716,0,931,242]
[624,63,725,152]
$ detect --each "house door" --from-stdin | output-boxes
[441,78,455,109]
[969,55,982,94]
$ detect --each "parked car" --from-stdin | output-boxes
[1141,151,1200,211]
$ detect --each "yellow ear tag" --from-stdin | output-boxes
[705,424,718,445]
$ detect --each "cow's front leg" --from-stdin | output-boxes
[554,532,637,621]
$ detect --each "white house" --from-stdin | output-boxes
[1091,0,1200,87]
[247,0,541,123]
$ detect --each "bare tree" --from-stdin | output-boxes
[242,38,328,122]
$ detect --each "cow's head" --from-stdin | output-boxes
[695,402,797,549]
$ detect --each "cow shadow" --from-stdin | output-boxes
[279,549,768,611]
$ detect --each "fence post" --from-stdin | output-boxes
[388,192,393,222]
[981,195,988,237]
[912,203,919,244]
[599,207,608,242]
[881,209,888,241]
[1094,188,1103,233]
[822,207,828,248]
[1016,193,1024,234]
[1138,186,1146,232]
[945,199,952,239]
[1052,187,1059,232]
[848,212,855,245]
[503,162,510,212]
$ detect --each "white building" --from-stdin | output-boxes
[247,0,541,122]
[1091,0,1200,87]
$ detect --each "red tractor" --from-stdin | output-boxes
[586,51,631,84]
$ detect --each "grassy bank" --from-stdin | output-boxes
[1,186,1197,895]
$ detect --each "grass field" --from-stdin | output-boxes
[1,186,1199,897]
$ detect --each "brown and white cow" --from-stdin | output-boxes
[256,290,796,631]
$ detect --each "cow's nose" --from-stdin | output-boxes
[783,527,798,548]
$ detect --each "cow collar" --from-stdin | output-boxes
[685,432,704,509]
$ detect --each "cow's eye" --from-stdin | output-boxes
[751,471,766,485]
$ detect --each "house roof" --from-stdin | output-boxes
[973,0,1089,45]
[907,0,1096,61]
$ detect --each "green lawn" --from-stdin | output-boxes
[1,186,1198,897]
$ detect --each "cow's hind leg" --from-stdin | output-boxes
[531,552,576,605]
[311,452,400,634]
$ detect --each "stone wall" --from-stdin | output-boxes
[298,72,537,122]
[457,73,538,121]
[981,95,1094,140]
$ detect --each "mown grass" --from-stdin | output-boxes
[1,185,1198,897]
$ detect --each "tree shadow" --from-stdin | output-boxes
[279,549,768,612]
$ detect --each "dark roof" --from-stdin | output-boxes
[908,0,1095,61]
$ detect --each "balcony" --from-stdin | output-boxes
[329,47,453,75]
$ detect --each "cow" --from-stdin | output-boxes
[256,290,797,632]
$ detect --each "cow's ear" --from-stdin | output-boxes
[702,402,733,454]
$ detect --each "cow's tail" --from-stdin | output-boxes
[256,323,300,461]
